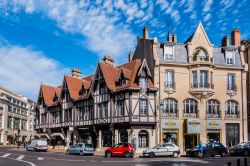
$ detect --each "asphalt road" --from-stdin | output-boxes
[0,147,249,166]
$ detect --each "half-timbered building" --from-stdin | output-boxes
[35,57,158,153]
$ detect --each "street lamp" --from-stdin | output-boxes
[17,129,20,150]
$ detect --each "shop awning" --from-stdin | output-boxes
[50,133,65,140]
[39,133,50,139]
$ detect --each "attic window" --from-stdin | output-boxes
[79,89,86,96]
[118,79,126,86]
[164,45,174,61]
[225,50,235,65]
[139,77,148,91]
[193,48,208,61]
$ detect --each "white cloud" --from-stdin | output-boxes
[204,13,211,22]
[184,0,194,13]
[0,39,68,100]
[1,0,136,63]
[203,0,213,13]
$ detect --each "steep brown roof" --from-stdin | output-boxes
[40,84,61,106]
[64,75,86,100]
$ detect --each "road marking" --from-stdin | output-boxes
[2,153,10,157]
[38,157,44,160]
[0,155,36,166]
[16,155,24,160]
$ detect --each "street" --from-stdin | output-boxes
[0,147,248,166]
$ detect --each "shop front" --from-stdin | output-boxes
[162,119,179,145]
[206,120,221,143]
[226,123,240,147]
[184,119,201,150]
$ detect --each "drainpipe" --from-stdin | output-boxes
[241,71,244,141]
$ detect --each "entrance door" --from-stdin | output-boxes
[226,124,239,147]
[120,131,128,143]
[103,131,112,147]
[184,134,199,150]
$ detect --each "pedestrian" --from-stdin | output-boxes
[198,140,204,158]
[23,141,26,148]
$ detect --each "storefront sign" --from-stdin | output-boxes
[206,120,222,129]
[162,119,179,129]
[187,119,201,134]
[132,116,139,122]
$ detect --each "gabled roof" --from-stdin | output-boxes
[96,59,155,91]
[40,84,61,106]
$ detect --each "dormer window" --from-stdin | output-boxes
[193,48,208,61]
[118,79,126,86]
[139,77,147,91]
[225,50,235,65]
[164,45,174,61]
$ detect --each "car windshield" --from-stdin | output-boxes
[153,144,162,149]
[113,144,122,148]
[85,144,93,148]
[237,142,247,147]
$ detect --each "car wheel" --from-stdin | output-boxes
[243,151,249,156]
[105,152,112,158]
[66,150,70,155]
[173,152,179,158]
[80,151,84,156]
[221,151,226,157]
[124,152,131,158]
[149,152,155,158]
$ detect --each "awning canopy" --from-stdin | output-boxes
[50,133,65,140]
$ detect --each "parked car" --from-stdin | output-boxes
[186,146,199,157]
[143,143,180,158]
[105,143,134,158]
[66,143,94,156]
[26,140,48,152]
[229,141,250,156]
[203,142,228,157]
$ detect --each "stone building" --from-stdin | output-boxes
[132,22,248,152]
[35,57,158,153]
[0,87,36,145]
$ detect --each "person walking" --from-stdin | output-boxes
[198,140,204,158]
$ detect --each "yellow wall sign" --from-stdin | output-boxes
[162,119,179,129]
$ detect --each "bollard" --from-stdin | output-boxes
[244,157,247,166]
[237,159,240,166]
[227,162,232,166]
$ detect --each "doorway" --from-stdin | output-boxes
[120,130,128,143]
[184,134,199,150]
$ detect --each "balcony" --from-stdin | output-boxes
[226,86,237,97]
[189,83,215,99]
[206,110,221,118]
[183,112,199,118]
[164,82,176,93]
[225,110,240,119]
[162,111,179,118]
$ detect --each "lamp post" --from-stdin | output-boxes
[159,100,164,143]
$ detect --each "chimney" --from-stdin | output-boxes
[129,50,133,62]
[72,68,81,78]
[103,55,114,67]
[222,35,230,46]
[168,32,173,42]
[143,27,148,39]
[173,34,177,43]
[231,28,241,47]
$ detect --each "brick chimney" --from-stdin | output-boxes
[103,55,114,67]
[168,32,173,42]
[222,36,230,46]
[143,27,148,39]
[128,50,133,62]
[72,68,81,78]
[173,34,177,43]
[231,28,240,47]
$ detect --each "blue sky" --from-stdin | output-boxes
[0,0,249,100]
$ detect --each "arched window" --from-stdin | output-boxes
[138,130,148,148]
[183,99,198,118]
[163,98,178,117]
[193,48,208,61]
[225,100,239,118]
[206,99,220,118]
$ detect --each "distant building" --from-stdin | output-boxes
[35,57,157,153]
[133,22,248,152]
[0,87,36,145]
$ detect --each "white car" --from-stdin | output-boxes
[26,140,48,152]
[143,143,180,158]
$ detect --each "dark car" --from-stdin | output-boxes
[105,143,134,158]
[186,146,199,157]
[229,141,250,156]
[203,142,228,157]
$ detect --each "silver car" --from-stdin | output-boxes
[143,143,180,158]
[66,143,94,156]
